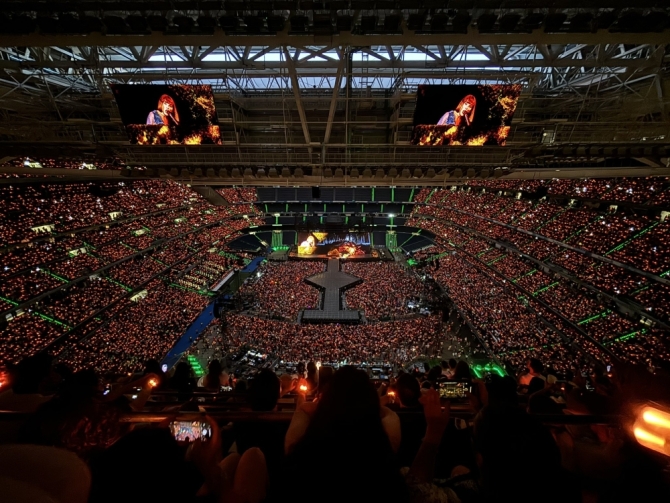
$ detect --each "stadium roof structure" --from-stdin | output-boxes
[1,1,670,182]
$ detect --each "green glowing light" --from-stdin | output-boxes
[532,281,558,296]
[472,363,506,377]
[187,355,205,377]
[106,277,133,292]
[605,222,659,256]
[0,296,18,306]
[578,309,611,325]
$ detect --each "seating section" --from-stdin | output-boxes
[0,180,263,371]
[407,182,670,369]
[238,261,324,320]
[225,313,444,365]
[342,262,428,321]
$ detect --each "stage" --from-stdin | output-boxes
[300,258,363,324]
[288,244,392,261]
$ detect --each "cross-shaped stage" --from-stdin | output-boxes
[301,258,363,323]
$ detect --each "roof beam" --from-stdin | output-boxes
[283,46,311,146]
[0,56,657,71]
[2,31,670,48]
[324,51,345,146]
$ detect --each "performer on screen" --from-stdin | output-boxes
[436,95,476,128]
[146,94,180,126]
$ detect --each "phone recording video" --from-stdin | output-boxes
[169,421,212,443]
[220,385,233,392]
[438,381,471,399]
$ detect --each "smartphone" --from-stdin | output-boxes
[169,421,212,443]
[220,385,233,392]
[103,384,112,396]
[606,365,611,373]
[438,381,471,399]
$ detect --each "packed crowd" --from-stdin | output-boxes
[412,187,433,203]
[0,180,203,247]
[409,246,437,262]
[450,176,670,207]
[408,188,670,325]
[0,314,67,365]
[238,261,324,320]
[343,262,430,320]
[225,313,445,365]
[217,187,258,204]
[7,156,125,170]
[36,279,128,327]
[413,236,668,369]
[0,186,262,370]
[4,346,667,503]
[59,281,209,374]
[466,178,548,193]
[0,203,238,285]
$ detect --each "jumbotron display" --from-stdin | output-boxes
[411,84,522,146]
[297,231,372,258]
[110,84,221,145]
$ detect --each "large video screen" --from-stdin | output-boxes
[110,84,221,145]
[297,231,371,258]
[411,84,521,146]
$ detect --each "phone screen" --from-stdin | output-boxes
[606,365,611,373]
[169,421,212,442]
[220,385,233,392]
[438,381,471,399]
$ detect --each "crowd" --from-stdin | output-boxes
[3,346,667,503]
[37,279,128,327]
[60,281,209,374]
[609,220,670,274]
[412,187,433,203]
[454,176,670,207]
[225,313,445,365]
[414,236,668,368]
[0,314,67,365]
[343,262,432,320]
[50,253,104,280]
[547,177,615,199]
[408,187,670,327]
[570,214,651,256]
[7,156,125,170]
[1,240,77,280]
[217,187,258,204]
[0,180,202,247]
[0,269,65,303]
[420,251,604,373]
[0,200,261,371]
[466,178,548,193]
[634,283,670,320]
[238,261,324,320]
[410,246,438,262]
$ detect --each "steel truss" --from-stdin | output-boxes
[0,29,669,168]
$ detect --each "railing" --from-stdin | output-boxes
[0,409,622,425]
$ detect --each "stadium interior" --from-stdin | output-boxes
[1,1,670,502]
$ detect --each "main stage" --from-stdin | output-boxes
[288,244,393,261]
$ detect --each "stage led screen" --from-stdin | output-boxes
[411,84,521,146]
[297,232,371,258]
[110,84,221,145]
